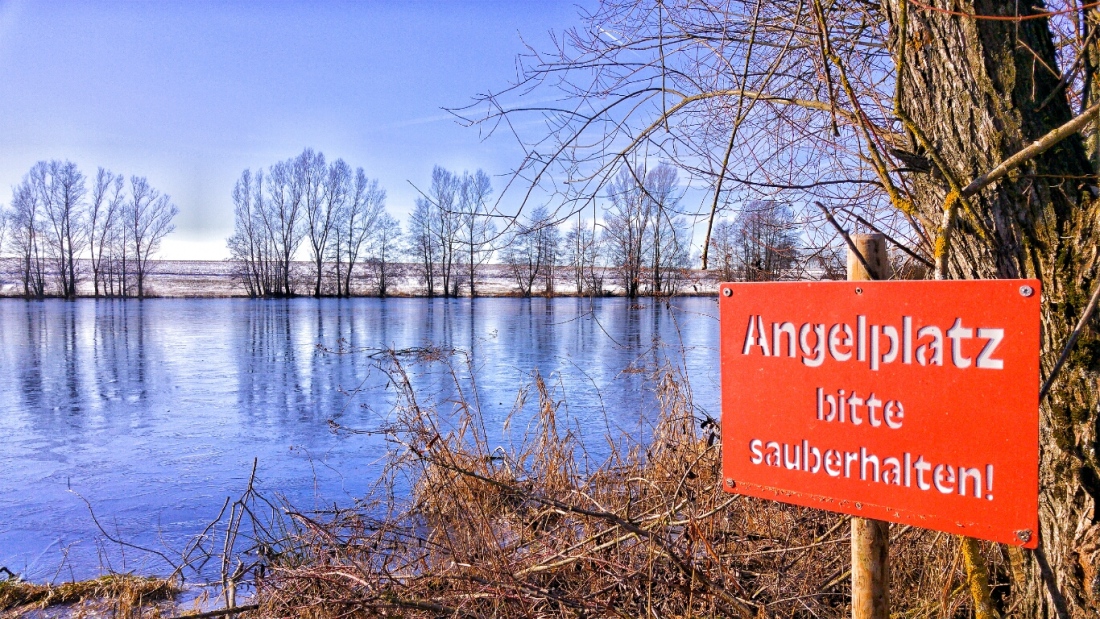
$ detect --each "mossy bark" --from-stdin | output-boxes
[882,0,1100,615]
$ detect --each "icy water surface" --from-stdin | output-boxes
[0,297,719,580]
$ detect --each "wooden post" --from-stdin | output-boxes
[846,233,891,282]
[847,233,890,619]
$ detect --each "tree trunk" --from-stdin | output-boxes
[882,1,1100,615]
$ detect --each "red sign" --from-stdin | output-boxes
[720,280,1040,547]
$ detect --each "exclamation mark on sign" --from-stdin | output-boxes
[986,465,994,501]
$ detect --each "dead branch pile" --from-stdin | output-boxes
[240,347,1018,618]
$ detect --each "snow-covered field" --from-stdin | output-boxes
[0,259,722,298]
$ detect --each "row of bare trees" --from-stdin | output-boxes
[227,148,393,297]
[228,155,803,297]
[505,163,802,298]
[406,166,497,297]
[2,160,178,298]
[708,201,801,283]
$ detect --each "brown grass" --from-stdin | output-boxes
[0,574,177,618]
[242,347,1016,618]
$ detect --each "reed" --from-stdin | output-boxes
[0,574,177,618]
[246,346,1013,618]
[6,344,1010,617]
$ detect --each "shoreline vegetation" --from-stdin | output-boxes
[0,575,177,618]
[2,153,816,303]
[3,348,1002,618]
[0,258,733,299]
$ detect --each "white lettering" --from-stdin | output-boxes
[739,314,1008,373]
[844,451,859,478]
[882,457,902,485]
[902,316,913,364]
[958,466,982,498]
[915,325,944,366]
[799,323,825,367]
[976,328,1004,370]
[765,441,781,467]
[884,400,904,429]
[866,394,883,427]
[742,315,771,356]
[749,439,764,465]
[807,445,822,474]
[914,455,932,490]
[947,318,973,368]
[742,315,757,355]
[828,323,853,361]
[861,448,880,482]
[881,325,899,364]
[746,438,991,500]
[848,392,864,425]
[933,464,956,494]
[783,444,801,470]
[773,322,797,357]
[857,315,867,362]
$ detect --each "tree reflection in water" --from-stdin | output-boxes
[0,297,718,582]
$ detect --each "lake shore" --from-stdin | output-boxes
[0,259,723,299]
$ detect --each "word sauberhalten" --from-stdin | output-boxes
[740,314,1002,501]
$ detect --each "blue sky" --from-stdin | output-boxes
[0,0,590,259]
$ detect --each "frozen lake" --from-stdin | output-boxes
[0,297,720,581]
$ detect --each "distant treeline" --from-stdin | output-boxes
[0,151,809,299]
[228,148,806,298]
[0,161,178,299]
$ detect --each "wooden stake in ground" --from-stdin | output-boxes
[847,233,890,619]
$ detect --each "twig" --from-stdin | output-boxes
[1040,277,1100,400]
[962,100,1100,197]
[161,603,259,619]
[814,202,876,279]
[408,445,759,618]
[67,488,180,571]
[838,207,934,268]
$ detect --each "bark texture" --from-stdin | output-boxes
[882,1,1100,616]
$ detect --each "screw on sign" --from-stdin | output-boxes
[718,280,1040,548]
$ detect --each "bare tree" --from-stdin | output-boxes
[229,161,319,298]
[263,161,306,296]
[502,204,559,296]
[3,161,175,299]
[228,168,274,297]
[32,160,87,298]
[88,168,125,297]
[563,215,604,295]
[322,159,352,296]
[707,218,738,283]
[407,166,464,296]
[428,166,461,296]
[408,195,438,297]
[104,198,132,297]
[10,179,46,298]
[0,205,7,259]
[602,162,691,296]
[458,169,496,296]
[297,149,332,297]
[127,176,178,298]
[331,166,385,297]
[641,162,690,295]
[603,166,653,298]
[729,201,799,281]
[366,212,401,297]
